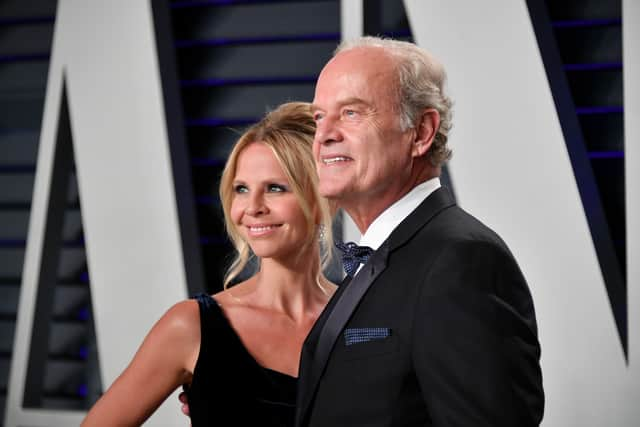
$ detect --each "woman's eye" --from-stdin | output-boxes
[234,184,248,194]
[267,184,286,193]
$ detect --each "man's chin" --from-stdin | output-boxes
[318,185,347,201]
[318,175,353,197]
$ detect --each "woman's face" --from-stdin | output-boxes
[230,142,310,261]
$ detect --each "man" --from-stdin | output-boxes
[296,37,544,426]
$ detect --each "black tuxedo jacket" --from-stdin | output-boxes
[296,187,544,426]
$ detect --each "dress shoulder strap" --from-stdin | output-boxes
[193,292,217,311]
[191,293,222,347]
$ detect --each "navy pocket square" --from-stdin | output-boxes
[344,327,392,346]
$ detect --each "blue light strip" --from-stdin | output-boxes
[175,33,340,48]
[381,30,412,39]
[171,0,330,9]
[552,18,622,28]
[564,62,622,71]
[0,165,36,173]
[78,346,89,359]
[588,151,624,159]
[77,307,90,321]
[0,239,85,248]
[0,53,49,63]
[181,76,317,87]
[195,195,217,205]
[0,16,54,26]
[0,202,32,210]
[77,384,88,397]
[192,158,226,167]
[0,128,40,134]
[576,106,623,115]
[200,236,227,245]
[0,239,29,248]
[0,202,80,210]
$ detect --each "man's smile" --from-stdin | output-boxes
[321,155,353,165]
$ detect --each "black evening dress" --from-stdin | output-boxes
[186,293,297,427]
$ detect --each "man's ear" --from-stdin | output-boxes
[412,108,440,157]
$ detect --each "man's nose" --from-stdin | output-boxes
[316,116,343,145]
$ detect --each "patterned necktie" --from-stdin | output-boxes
[335,242,375,277]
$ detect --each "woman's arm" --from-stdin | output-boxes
[81,300,201,426]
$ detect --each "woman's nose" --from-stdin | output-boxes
[244,193,267,216]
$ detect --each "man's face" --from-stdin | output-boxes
[311,48,416,206]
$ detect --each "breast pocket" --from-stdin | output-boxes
[339,327,400,361]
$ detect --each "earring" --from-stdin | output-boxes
[318,224,326,241]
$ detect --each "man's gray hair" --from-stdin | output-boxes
[335,36,453,166]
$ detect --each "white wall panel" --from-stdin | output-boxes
[623,0,640,404]
[5,1,187,426]
[402,1,639,425]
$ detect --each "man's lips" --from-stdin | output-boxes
[320,155,353,165]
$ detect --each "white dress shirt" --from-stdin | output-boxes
[359,177,441,250]
[344,177,441,277]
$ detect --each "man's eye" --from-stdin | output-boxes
[344,109,358,118]
[313,112,324,121]
[233,184,248,194]
[267,184,287,193]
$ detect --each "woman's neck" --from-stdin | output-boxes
[231,251,331,323]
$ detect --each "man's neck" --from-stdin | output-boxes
[343,168,440,234]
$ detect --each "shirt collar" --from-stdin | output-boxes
[358,177,441,250]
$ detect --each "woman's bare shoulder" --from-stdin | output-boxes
[151,299,201,345]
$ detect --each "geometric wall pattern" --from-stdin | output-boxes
[1,0,638,426]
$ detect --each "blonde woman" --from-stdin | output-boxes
[82,102,336,426]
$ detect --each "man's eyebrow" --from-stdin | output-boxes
[340,97,368,106]
[310,98,368,111]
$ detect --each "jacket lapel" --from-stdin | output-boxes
[296,187,456,425]
[296,243,389,425]
[387,186,456,251]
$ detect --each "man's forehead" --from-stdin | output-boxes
[319,47,393,80]
[333,45,391,64]
[312,71,397,110]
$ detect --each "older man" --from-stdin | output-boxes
[296,37,544,427]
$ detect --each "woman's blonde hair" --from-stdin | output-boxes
[219,102,333,287]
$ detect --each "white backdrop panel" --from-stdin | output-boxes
[623,0,640,399]
[5,1,188,426]
[402,1,639,425]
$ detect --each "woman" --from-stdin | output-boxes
[81,102,336,426]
